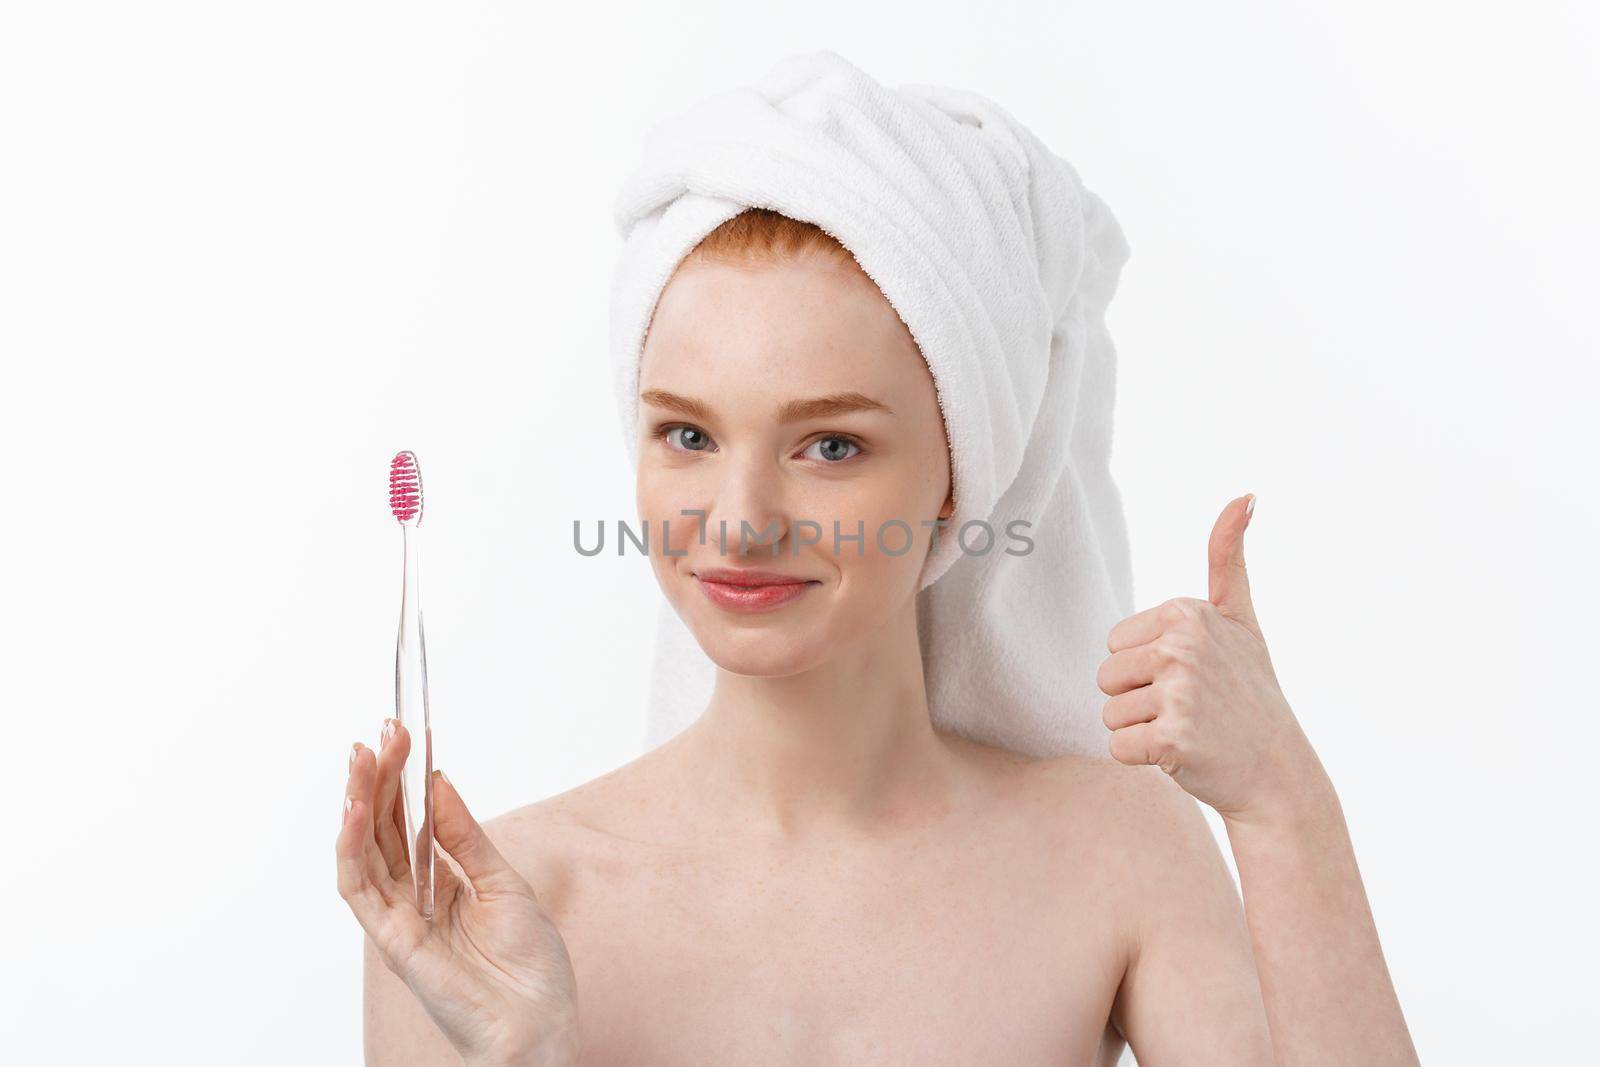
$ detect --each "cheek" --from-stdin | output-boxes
[636,462,701,517]
[635,468,701,578]
[807,471,934,583]
[634,465,665,519]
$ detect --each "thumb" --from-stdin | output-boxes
[1207,493,1262,639]
[429,769,528,899]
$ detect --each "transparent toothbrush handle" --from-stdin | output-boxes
[395,523,435,918]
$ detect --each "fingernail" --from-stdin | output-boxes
[349,742,362,769]
[381,719,396,746]
[1243,493,1256,528]
[343,795,354,823]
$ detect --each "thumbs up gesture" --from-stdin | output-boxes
[1097,494,1323,820]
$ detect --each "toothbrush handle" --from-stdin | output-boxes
[395,523,435,918]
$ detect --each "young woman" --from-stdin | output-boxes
[337,207,1415,1066]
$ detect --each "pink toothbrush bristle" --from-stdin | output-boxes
[390,451,423,523]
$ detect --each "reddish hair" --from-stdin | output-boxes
[685,207,859,271]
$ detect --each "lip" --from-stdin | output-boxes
[693,568,821,614]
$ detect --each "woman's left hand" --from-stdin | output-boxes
[1096,494,1325,820]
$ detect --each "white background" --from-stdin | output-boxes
[3,2,1595,1063]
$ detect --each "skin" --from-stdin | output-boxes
[338,247,1418,1065]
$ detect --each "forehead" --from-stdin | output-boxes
[639,255,928,399]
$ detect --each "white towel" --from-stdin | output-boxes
[608,49,1135,759]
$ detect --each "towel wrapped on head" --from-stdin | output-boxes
[609,49,1135,759]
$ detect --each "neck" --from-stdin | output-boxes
[675,597,960,842]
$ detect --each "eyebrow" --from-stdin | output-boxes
[639,389,893,423]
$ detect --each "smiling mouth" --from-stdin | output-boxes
[692,573,822,613]
[692,569,820,587]
[697,577,820,591]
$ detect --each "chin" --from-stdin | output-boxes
[685,607,839,678]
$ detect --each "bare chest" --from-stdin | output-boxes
[527,831,1129,1066]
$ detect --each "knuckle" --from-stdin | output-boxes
[1156,636,1202,681]
[1148,711,1182,753]
[386,928,425,977]
[1164,711,1190,748]
[1155,632,1190,667]
[1161,673,1191,711]
[1167,596,1215,630]
[1147,635,1171,663]
[336,871,363,902]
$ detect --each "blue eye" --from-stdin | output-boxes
[653,424,863,462]
[803,435,862,463]
[657,425,715,452]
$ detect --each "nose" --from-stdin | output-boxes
[707,450,791,559]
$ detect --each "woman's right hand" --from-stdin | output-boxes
[336,720,579,1066]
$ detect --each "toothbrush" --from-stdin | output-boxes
[389,450,435,919]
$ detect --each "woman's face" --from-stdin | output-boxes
[635,248,953,679]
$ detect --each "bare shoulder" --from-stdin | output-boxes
[483,765,628,838]
[1012,747,1207,824]
[476,747,671,909]
[984,746,1226,887]
[1029,754,1248,950]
